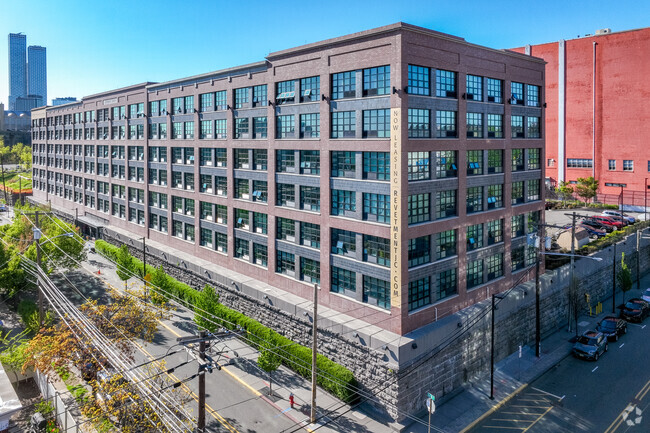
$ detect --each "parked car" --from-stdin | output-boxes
[589,215,625,230]
[582,218,615,233]
[619,298,650,323]
[602,210,635,224]
[596,315,627,341]
[572,330,608,361]
[579,224,607,239]
[0,205,7,212]
[642,288,650,303]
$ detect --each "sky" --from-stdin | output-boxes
[1,0,648,107]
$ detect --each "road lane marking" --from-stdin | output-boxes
[619,343,625,348]
[604,379,650,433]
[592,366,599,373]
[458,384,528,433]
[531,386,563,400]
[522,406,554,432]
[483,426,526,430]
[643,325,646,329]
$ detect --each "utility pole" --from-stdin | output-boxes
[0,153,7,203]
[198,330,206,433]
[490,294,496,400]
[535,223,544,357]
[637,229,641,290]
[570,212,576,334]
[141,237,148,301]
[613,241,617,314]
[35,210,43,326]
[310,283,318,424]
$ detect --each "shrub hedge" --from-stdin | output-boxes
[94,240,358,403]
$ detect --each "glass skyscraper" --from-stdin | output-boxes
[28,45,47,105]
[8,33,27,110]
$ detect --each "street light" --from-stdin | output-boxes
[39,232,74,246]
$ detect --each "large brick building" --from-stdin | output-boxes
[512,27,650,205]
[31,22,545,337]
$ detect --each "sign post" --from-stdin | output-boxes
[425,393,435,433]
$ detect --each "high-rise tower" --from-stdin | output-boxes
[28,45,47,106]
[8,33,27,110]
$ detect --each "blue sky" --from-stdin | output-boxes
[1,0,648,107]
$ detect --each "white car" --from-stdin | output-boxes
[643,288,650,303]
[602,210,635,224]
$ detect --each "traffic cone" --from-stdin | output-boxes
[97,269,101,275]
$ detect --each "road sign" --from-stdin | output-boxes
[426,398,436,414]
[427,392,435,401]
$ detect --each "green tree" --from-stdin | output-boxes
[257,334,282,395]
[194,284,220,332]
[557,181,574,204]
[618,252,633,303]
[575,177,599,203]
[115,244,133,288]
[150,265,171,305]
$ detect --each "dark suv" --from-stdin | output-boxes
[572,330,608,361]
[596,315,627,341]
[620,298,650,323]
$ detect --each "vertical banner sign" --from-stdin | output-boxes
[390,108,402,309]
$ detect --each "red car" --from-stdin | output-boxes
[589,215,624,229]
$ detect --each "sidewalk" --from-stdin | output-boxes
[85,239,650,433]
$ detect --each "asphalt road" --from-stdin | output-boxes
[467,320,650,433]
[52,256,297,433]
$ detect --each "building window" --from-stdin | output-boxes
[300,150,320,174]
[215,148,227,167]
[512,214,525,238]
[408,277,431,311]
[276,250,295,277]
[487,184,503,209]
[435,151,457,179]
[276,183,295,207]
[566,159,593,168]
[526,84,540,107]
[331,151,356,178]
[300,76,320,102]
[363,109,390,138]
[215,119,227,138]
[467,186,483,214]
[511,115,524,138]
[300,113,320,138]
[467,259,483,289]
[172,122,183,139]
[331,71,356,100]
[363,193,390,223]
[512,181,524,205]
[363,152,390,180]
[235,149,249,169]
[200,120,213,139]
[467,150,483,176]
[466,113,483,138]
[488,150,503,174]
[623,160,634,171]
[332,228,356,255]
[253,212,267,234]
[300,222,321,248]
[511,82,524,104]
[363,276,390,310]
[253,117,267,139]
[408,236,430,268]
[609,160,616,171]
[235,118,249,139]
[527,179,541,201]
[276,150,295,172]
[528,148,541,170]
[216,204,227,224]
[200,93,213,112]
[252,85,267,107]
[200,202,213,221]
[331,189,356,216]
[435,190,457,219]
[408,194,430,224]
[487,219,503,245]
[184,96,194,114]
[436,230,456,260]
[407,65,430,95]
[467,223,483,251]
[486,253,504,280]
[253,243,268,267]
[364,235,390,267]
[276,80,295,104]
[235,238,249,260]
[331,266,356,294]
[300,186,321,211]
[487,114,503,138]
[408,109,431,138]
[511,246,525,272]
[235,209,249,230]
[235,178,249,199]
[435,69,456,98]
[301,258,320,284]
[436,110,457,138]
[466,75,483,101]
[527,117,541,138]
[363,65,390,96]
[408,152,430,181]
[512,149,525,171]
[235,88,249,109]
[331,111,356,138]
[436,269,457,301]
[215,91,227,110]
[487,78,503,103]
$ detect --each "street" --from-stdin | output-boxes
[467,318,650,432]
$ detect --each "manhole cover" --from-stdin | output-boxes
[578,321,590,327]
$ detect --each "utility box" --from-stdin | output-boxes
[557,228,590,251]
